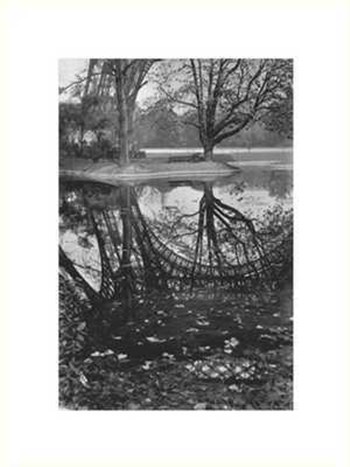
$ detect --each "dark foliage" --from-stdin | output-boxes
[59,275,293,410]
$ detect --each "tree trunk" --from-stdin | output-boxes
[127,98,136,145]
[203,141,214,161]
[120,187,133,320]
[117,95,129,165]
[79,124,85,157]
[115,61,129,165]
[127,108,135,157]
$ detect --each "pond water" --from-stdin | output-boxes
[59,163,293,409]
[139,165,292,219]
[59,164,293,332]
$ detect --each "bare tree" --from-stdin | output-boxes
[157,59,291,159]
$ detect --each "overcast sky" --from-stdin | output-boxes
[59,59,87,87]
[58,59,187,109]
[58,58,160,106]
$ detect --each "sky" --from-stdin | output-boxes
[58,58,157,105]
[59,59,88,88]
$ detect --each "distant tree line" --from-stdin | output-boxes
[134,101,290,148]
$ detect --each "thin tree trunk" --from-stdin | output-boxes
[127,98,136,149]
[127,108,135,156]
[120,187,133,319]
[115,61,129,165]
[79,124,85,157]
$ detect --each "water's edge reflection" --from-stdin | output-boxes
[59,169,292,320]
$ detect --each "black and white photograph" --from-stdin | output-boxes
[59,58,293,410]
[4,2,350,466]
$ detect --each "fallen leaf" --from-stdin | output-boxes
[196,319,210,326]
[79,373,89,387]
[117,353,128,360]
[127,402,140,410]
[77,322,86,331]
[225,337,239,348]
[194,402,207,410]
[228,384,240,392]
[145,336,166,343]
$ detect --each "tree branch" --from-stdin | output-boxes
[59,72,102,95]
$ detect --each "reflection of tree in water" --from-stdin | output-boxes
[59,183,170,323]
[60,181,292,323]
[214,169,292,203]
[191,183,267,283]
[151,182,277,289]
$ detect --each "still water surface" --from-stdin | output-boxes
[60,163,292,335]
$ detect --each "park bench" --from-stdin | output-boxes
[169,152,205,163]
